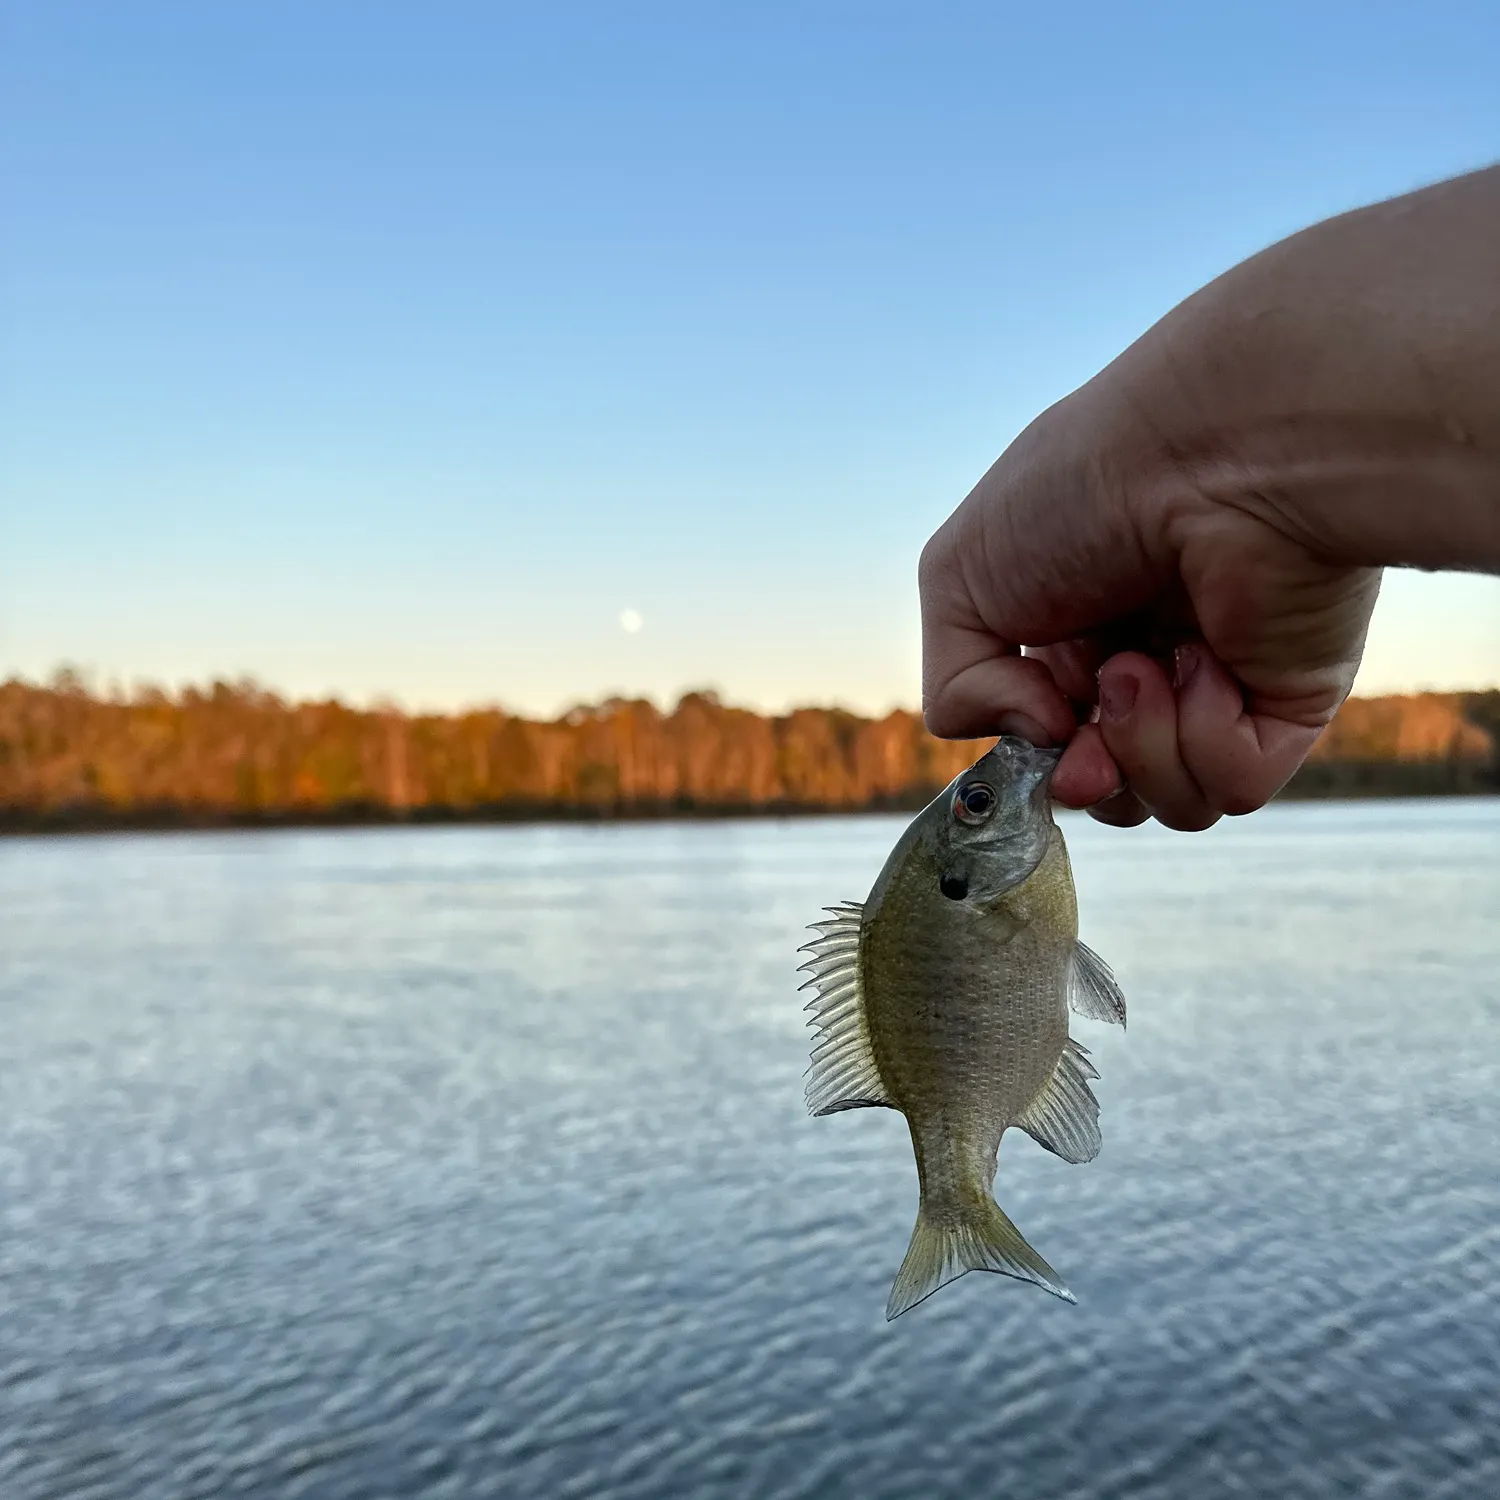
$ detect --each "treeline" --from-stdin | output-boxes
[0,675,1496,831]
[1283,689,1500,800]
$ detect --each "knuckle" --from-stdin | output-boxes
[1218,788,1265,817]
[1087,792,1149,828]
[917,519,965,596]
[917,534,947,594]
[921,696,959,738]
[1160,806,1221,833]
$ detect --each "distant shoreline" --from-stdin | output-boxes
[3,771,1496,837]
[3,679,1496,835]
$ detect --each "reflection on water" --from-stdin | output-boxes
[1,801,1498,1499]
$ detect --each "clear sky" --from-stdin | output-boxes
[2,2,1497,717]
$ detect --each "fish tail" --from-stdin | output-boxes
[885,1197,1075,1320]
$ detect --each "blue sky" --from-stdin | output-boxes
[2,2,1497,715]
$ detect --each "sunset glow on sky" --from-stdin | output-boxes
[3,4,1497,715]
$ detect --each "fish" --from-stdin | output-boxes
[798,735,1126,1319]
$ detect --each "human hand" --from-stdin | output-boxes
[920,166,1500,830]
[918,401,1382,829]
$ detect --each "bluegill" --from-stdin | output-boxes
[799,736,1125,1318]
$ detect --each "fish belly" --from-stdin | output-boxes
[915,959,1066,1201]
[868,918,1065,1184]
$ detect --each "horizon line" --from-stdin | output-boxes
[6,667,1496,726]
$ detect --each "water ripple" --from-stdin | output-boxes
[0,803,1497,1498]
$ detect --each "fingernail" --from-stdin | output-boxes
[995,712,1053,747]
[1174,643,1202,690]
[1098,673,1137,722]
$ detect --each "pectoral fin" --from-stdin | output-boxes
[798,902,891,1117]
[1017,1038,1102,1164]
[1068,941,1126,1027]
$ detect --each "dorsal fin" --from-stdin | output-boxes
[797,902,891,1117]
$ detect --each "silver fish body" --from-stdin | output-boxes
[800,736,1125,1318]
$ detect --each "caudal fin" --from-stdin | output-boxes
[886,1199,1075,1320]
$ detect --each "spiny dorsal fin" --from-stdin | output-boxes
[798,902,891,1117]
[1068,941,1126,1027]
[1016,1037,1102,1164]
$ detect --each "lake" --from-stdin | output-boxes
[1,801,1498,1500]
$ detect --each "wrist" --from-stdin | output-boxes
[1103,166,1500,574]
[1145,409,1500,573]
[1115,281,1500,574]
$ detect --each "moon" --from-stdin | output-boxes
[619,608,643,634]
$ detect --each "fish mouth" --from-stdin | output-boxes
[983,735,1062,782]
[966,737,1061,817]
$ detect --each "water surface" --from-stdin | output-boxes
[1,801,1498,1499]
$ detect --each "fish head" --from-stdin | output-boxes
[930,735,1060,904]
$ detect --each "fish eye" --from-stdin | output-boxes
[953,781,996,824]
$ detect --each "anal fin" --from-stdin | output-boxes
[1017,1038,1102,1164]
